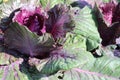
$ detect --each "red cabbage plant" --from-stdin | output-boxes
[0,0,74,57]
[0,0,120,80]
[95,0,120,46]
[13,5,47,35]
[99,1,116,25]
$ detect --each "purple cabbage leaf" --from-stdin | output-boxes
[94,1,120,46]
[45,4,75,43]
[25,45,120,79]
[99,1,116,26]
[0,0,120,80]
[4,22,55,57]
[13,5,47,35]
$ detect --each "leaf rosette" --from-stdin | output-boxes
[2,2,75,58]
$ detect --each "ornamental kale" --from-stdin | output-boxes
[0,0,120,80]
[45,4,75,40]
[99,1,116,26]
[13,5,46,35]
[2,2,75,57]
[95,0,120,46]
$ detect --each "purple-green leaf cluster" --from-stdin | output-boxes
[0,0,120,80]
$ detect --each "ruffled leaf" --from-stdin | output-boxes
[13,5,47,35]
[112,2,120,23]
[46,4,75,41]
[94,3,120,46]
[99,1,116,26]
[4,22,55,57]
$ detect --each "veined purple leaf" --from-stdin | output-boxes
[4,22,55,57]
[99,1,116,26]
[112,2,120,23]
[45,4,75,41]
[94,4,120,46]
[13,5,47,35]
